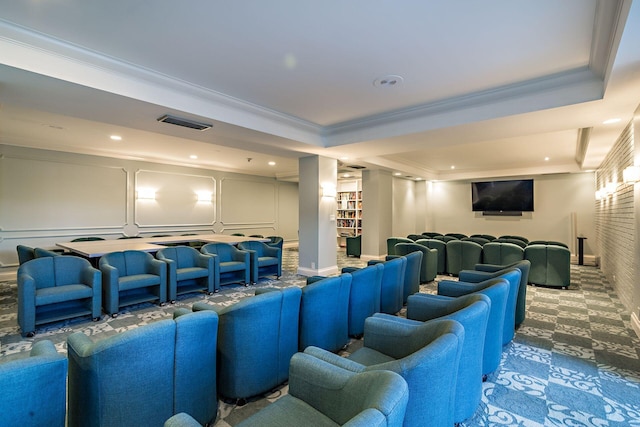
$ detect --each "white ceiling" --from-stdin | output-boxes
[1,0,639,181]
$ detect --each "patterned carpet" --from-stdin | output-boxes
[1,248,639,426]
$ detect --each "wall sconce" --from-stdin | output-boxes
[196,191,213,203]
[623,165,640,184]
[321,184,337,198]
[595,189,604,200]
[605,181,618,195]
[137,188,156,200]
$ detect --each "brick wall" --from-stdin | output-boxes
[595,122,635,311]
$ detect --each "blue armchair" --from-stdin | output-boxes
[460,259,531,327]
[0,340,67,427]
[99,250,166,316]
[201,242,250,287]
[341,263,383,337]
[18,256,101,337]
[441,268,521,346]
[156,246,215,300]
[406,293,490,423]
[229,352,409,427]
[191,287,301,402]
[237,240,282,283]
[67,310,218,427]
[305,317,465,427]
[300,274,351,352]
[368,256,406,315]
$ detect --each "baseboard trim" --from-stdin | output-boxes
[632,312,640,340]
[297,265,339,277]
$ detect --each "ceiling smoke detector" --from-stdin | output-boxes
[373,75,404,88]
[157,114,212,131]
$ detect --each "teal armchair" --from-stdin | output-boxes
[346,234,362,257]
[415,238,447,274]
[18,256,102,337]
[445,240,483,275]
[67,311,218,427]
[396,242,437,283]
[238,240,282,283]
[201,242,250,287]
[305,317,465,427]
[481,241,524,265]
[156,246,215,300]
[524,244,571,289]
[99,250,166,316]
[234,352,409,427]
[191,287,301,402]
[0,340,67,427]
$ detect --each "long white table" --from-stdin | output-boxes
[56,234,269,258]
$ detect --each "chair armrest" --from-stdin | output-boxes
[146,257,166,276]
[254,287,278,295]
[458,270,493,283]
[17,273,36,301]
[306,275,327,285]
[232,248,250,262]
[67,332,95,357]
[363,314,424,359]
[474,263,505,272]
[343,409,387,427]
[80,266,101,290]
[195,252,214,269]
[263,245,280,258]
[164,413,202,427]
[437,280,484,297]
[192,301,224,315]
[303,346,366,373]
[173,308,192,318]
[30,340,58,357]
[406,293,456,321]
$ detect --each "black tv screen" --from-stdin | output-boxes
[471,179,534,212]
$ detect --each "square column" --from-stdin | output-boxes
[361,169,392,259]
[298,155,339,276]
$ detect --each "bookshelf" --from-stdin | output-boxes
[337,179,362,246]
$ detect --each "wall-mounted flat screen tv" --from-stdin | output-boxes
[471,179,534,212]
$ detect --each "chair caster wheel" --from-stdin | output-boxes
[214,289,220,293]
[207,292,214,296]
[237,398,247,407]
[482,374,488,382]
[171,300,176,304]
[26,331,35,338]
[93,317,101,322]
[111,313,118,318]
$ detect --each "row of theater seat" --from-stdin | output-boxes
[15,240,283,337]
[2,253,529,426]
[388,235,571,288]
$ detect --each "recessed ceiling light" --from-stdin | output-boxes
[339,156,349,161]
[373,75,404,88]
[603,118,621,124]
[415,177,422,181]
[544,157,550,161]
[268,161,276,166]
[393,172,402,176]
[110,135,122,141]
[343,173,351,178]
[450,165,455,170]
[189,155,198,159]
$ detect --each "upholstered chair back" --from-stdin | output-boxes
[482,242,524,265]
[368,257,406,315]
[0,340,68,427]
[101,250,155,276]
[386,237,413,256]
[299,274,352,352]
[341,263,383,337]
[446,240,483,275]
[16,244,36,264]
[157,246,201,269]
[415,238,447,274]
[406,293,491,423]
[395,242,435,284]
[524,244,571,288]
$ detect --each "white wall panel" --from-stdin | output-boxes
[0,156,127,231]
[220,178,276,224]
[134,170,215,227]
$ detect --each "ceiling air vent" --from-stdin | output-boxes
[346,164,366,169]
[157,114,212,131]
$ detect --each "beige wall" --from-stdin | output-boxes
[0,145,299,268]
